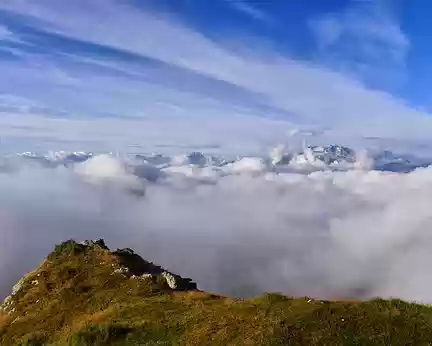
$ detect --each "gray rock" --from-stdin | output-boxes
[80,239,109,250]
[160,272,197,290]
[162,271,178,289]
[11,276,26,296]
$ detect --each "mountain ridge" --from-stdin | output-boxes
[2,239,432,345]
[7,144,432,173]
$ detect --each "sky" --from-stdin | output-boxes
[0,0,431,154]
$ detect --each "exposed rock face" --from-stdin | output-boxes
[80,239,109,250]
[162,272,178,289]
[112,247,197,290]
[11,277,26,296]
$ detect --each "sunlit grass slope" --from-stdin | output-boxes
[1,240,432,345]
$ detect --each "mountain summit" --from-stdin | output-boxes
[2,240,432,345]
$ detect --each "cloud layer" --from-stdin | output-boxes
[2,152,432,303]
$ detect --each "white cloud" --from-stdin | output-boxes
[227,0,274,25]
[0,25,15,41]
[1,155,432,302]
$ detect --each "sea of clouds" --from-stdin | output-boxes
[1,147,432,303]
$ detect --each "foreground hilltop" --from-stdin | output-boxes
[1,241,432,345]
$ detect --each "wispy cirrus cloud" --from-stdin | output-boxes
[309,0,409,85]
[0,25,13,40]
[225,0,275,25]
[0,0,429,155]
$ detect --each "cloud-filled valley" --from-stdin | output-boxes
[2,147,432,303]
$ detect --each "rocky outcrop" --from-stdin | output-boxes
[80,239,109,250]
[77,239,197,290]
[0,239,197,315]
[112,246,197,290]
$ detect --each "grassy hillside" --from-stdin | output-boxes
[1,240,432,345]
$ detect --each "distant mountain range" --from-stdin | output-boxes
[6,144,431,174]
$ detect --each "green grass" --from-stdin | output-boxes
[2,240,432,345]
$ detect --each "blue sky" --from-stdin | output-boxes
[0,0,431,154]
